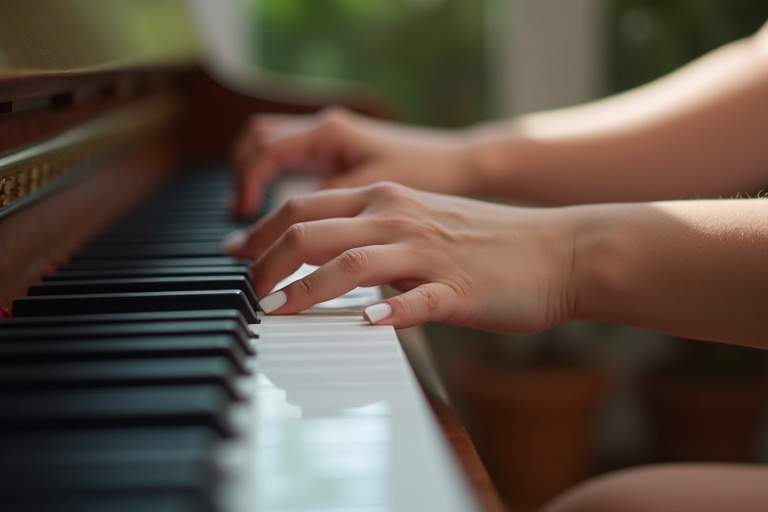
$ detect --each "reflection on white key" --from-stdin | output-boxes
[219,192,478,510]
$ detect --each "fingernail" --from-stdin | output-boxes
[364,303,392,324]
[222,230,247,253]
[260,290,287,314]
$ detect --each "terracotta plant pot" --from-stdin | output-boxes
[642,373,768,462]
[446,355,606,511]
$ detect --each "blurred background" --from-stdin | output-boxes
[224,1,768,510]
[244,0,767,123]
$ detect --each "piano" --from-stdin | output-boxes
[0,1,501,511]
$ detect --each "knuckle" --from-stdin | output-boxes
[281,197,305,220]
[414,287,441,315]
[319,106,352,127]
[389,295,413,318]
[372,181,404,198]
[370,181,406,201]
[283,222,309,247]
[296,275,314,296]
[336,248,371,276]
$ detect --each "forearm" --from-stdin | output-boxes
[466,32,768,204]
[571,198,768,348]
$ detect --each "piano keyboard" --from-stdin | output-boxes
[1,167,477,511]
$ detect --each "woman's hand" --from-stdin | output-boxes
[230,107,481,218]
[224,182,578,333]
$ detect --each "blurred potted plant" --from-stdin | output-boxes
[642,337,768,462]
[438,326,608,511]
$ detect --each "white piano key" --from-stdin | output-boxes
[225,289,479,511]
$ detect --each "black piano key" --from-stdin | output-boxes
[0,335,250,373]
[0,166,264,512]
[59,257,250,271]
[0,385,234,436]
[1,491,210,512]
[44,265,250,280]
[91,227,237,244]
[99,220,240,234]
[0,358,241,398]
[1,460,218,490]
[131,198,230,209]
[87,235,226,245]
[72,242,229,260]
[28,276,259,309]
[97,226,241,241]
[105,213,240,224]
[0,309,251,332]
[0,462,219,512]
[117,205,239,218]
[13,290,259,323]
[0,420,221,509]
[0,319,254,354]
[0,426,217,464]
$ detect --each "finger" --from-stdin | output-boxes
[233,150,279,218]
[363,283,458,329]
[232,110,359,217]
[231,114,301,171]
[235,108,359,214]
[223,187,373,257]
[258,244,410,315]
[247,113,302,131]
[250,218,388,298]
[322,162,389,190]
[230,123,278,218]
[232,129,318,218]
[231,114,308,217]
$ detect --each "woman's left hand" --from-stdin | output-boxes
[224,182,578,333]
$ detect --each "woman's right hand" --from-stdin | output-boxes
[225,182,579,334]
[230,106,480,217]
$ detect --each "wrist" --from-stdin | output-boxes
[568,204,638,324]
[462,121,529,198]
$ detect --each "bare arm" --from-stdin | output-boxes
[469,21,768,204]
[572,198,768,348]
[227,180,768,349]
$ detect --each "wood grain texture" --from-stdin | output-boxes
[0,136,180,307]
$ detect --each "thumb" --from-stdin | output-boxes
[363,283,456,329]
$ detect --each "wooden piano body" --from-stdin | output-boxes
[0,1,501,511]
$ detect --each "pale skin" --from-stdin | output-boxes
[225,20,768,512]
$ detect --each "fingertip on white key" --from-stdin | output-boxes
[364,303,392,324]
[260,290,287,314]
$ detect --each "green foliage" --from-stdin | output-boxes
[249,0,488,126]
[248,0,767,126]
[607,0,768,92]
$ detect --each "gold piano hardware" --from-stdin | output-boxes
[0,94,182,211]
